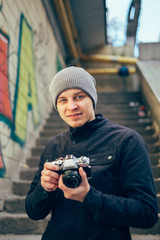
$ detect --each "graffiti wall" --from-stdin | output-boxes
[0,0,63,198]
[11,14,41,146]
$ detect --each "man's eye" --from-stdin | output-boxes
[58,99,66,103]
[77,95,84,99]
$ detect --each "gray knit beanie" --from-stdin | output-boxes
[49,66,97,110]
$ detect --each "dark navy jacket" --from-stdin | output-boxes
[25,114,158,240]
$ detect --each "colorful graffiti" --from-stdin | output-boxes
[0,14,41,177]
[0,30,13,127]
[0,30,12,176]
[11,14,40,146]
[56,52,63,72]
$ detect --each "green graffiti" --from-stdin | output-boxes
[11,14,40,146]
[56,52,63,72]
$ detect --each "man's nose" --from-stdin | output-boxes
[67,100,78,110]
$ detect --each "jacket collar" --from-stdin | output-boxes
[69,114,108,142]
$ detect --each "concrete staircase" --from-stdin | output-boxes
[0,91,159,236]
[96,92,160,235]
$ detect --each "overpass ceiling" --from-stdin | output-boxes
[42,0,107,62]
[69,0,107,52]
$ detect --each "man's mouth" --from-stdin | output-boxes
[67,113,82,118]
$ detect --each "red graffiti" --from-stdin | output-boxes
[0,31,13,123]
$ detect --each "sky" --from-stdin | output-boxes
[106,0,160,52]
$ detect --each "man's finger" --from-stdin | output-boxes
[44,162,59,170]
[79,167,87,183]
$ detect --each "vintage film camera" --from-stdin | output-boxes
[52,155,92,188]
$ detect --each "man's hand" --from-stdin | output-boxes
[41,162,60,192]
[58,167,90,202]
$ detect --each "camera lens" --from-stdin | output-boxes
[63,170,81,188]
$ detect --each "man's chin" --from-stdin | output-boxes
[68,120,84,128]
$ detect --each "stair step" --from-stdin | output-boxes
[12,181,31,196]
[31,144,159,159]
[31,146,45,156]
[150,153,160,166]
[105,112,143,117]
[28,149,160,166]
[111,119,152,127]
[36,131,159,146]
[42,120,153,132]
[147,144,160,154]
[39,127,155,138]
[46,113,63,120]
[1,235,160,240]
[46,116,152,128]
[27,156,40,168]
[133,128,155,136]
[45,119,152,128]
[20,168,37,180]
[43,122,153,132]
[4,192,160,217]
[96,104,140,111]
[45,117,67,125]
[43,124,68,130]
[2,194,160,221]
[40,129,67,137]
[47,114,151,123]
[0,235,42,240]
[36,137,50,145]
[152,165,160,178]
[97,92,142,104]
[154,178,160,193]
[0,213,47,234]
[0,212,159,235]
[142,135,159,145]
[157,194,160,212]
[96,105,139,113]
[20,163,160,181]
[48,113,142,121]
[4,195,25,213]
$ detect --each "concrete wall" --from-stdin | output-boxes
[139,42,160,61]
[0,0,63,205]
[137,42,160,139]
[137,61,160,137]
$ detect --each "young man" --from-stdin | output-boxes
[25,66,158,240]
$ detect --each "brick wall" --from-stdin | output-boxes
[0,0,63,204]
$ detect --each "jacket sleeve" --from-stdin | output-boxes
[83,131,158,229]
[25,150,59,220]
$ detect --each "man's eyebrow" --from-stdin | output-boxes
[57,96,66,100]
[57,90,86,99]
[74,91,86,95]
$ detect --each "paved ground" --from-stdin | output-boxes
[132,235,160,240]
[0,236,41,240]
[0,235,160,240]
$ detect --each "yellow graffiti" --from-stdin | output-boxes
[12,14,40,145]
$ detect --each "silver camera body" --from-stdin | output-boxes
[52,155,92,188]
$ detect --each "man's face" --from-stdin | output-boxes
[57,89,95,128]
